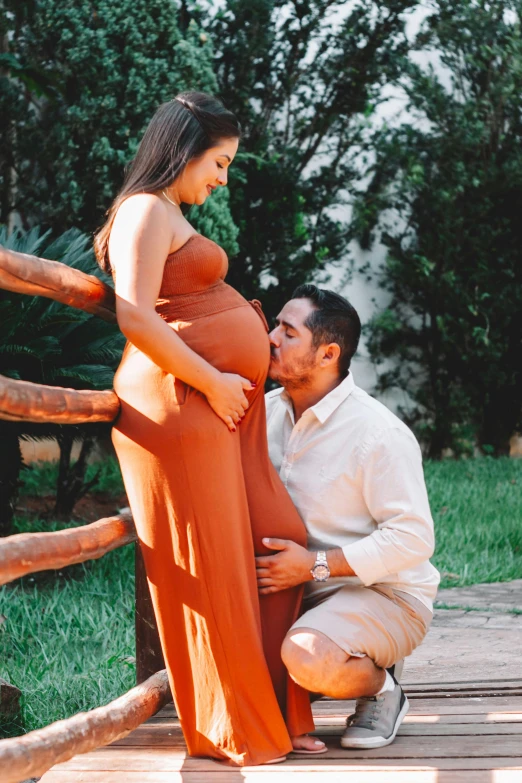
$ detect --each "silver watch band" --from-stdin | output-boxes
[314,551,328,566]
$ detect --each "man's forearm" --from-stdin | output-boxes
[324,547,356,578]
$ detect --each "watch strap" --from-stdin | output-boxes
[314,551,328,567]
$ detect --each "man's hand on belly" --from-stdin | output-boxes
[255,539,316,594]
[255,540,357,593]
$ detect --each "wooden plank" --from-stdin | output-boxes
[313,723,522,736]
[39,747,522,771]
[0,375,120,424]
[151,701,522,731]
[148,712,522,727]
[310,736,522,759]
[105,724,522,758]
[404,681,522,693]
[312,697,522,716]
[0,513,135,586]
[317,713,522,725]
[117,718,522,739]
[403,678,522,689]
[156,697,522,722]
[38,770,522,783]
[396,723,522,735]
[406,690,522,699]
[106,731,522,758]
[0,245,116,322]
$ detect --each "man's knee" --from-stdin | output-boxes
[281,628,349,690]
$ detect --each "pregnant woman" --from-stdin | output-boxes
[94,92,325,766]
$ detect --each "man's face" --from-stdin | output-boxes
[268,298,320,388]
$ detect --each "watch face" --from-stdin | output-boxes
[313,565,330,582]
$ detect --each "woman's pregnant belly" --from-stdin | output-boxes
[113,301,271,424]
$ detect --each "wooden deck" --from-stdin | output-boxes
[39,680,522,783]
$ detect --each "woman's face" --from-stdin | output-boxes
[176,137,239,206]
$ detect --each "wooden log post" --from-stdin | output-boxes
[0,678,21,719]
[135,543,166,683]
[0,670,171,783]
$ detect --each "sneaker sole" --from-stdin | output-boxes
[340,695,410,749]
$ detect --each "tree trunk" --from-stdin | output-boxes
[53,432,100,518]
[480,386,522,456]
[0,423,23,537]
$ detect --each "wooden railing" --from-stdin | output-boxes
[0,247,168,783]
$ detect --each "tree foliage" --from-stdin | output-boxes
[197,0,416,316]
[352,0,522,457]
[0,0,238,252]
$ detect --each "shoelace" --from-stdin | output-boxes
[346,696,384,730]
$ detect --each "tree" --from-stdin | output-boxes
[0,226,125,535]
[0,0,238,254]
[351,0,522,457]
[195,0,416,318]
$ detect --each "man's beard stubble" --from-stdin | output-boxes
[269,350,318,391]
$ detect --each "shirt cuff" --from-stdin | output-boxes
[341,537,390,586]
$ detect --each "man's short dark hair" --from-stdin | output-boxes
[291,284,361,377]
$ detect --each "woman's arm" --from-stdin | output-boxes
[109,194,253,430]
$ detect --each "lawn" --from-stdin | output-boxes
[426,457,522,586]
[1,455,521,738]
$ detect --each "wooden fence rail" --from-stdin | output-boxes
[0,245,167,783]
[0,513,136,586]
[0,375,120,423]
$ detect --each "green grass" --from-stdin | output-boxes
[1,455,521,737]
[20,455,125,498]
[433,602,522,615]
[0,535,135,738]
[426,457,522,588]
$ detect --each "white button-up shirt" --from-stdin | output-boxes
[266,373,440,612]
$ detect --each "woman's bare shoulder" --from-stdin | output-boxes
[114,192,169,225]
[115,193,190,244]
[109,193,174,273]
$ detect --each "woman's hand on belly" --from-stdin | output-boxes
[204,372,256,431]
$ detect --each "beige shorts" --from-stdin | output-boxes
[290,584,432,670]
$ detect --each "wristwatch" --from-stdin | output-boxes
[310,551,330,582]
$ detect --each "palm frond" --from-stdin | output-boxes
[49,364,115,390]
[0,225,52,256]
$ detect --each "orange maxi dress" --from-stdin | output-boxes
[112,233,314,766]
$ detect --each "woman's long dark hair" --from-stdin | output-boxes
[94,91,241,273]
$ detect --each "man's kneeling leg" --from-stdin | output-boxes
[282,628,386,699]
[282,628,409,749]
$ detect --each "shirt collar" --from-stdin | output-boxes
[279,372,356,425]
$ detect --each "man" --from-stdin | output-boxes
[257,284,439,749]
